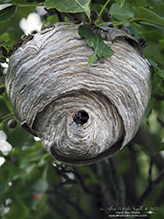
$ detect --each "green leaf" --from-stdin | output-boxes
[0,39,14,48]
[78,25,114,65]
[134,6,164,34]
[0,0,11,3]
[0,85,5,95]
[142,97,155,126]
[0,5,17,23]
[115,0,125,7]
[110,3,133,22]
[153,3,164,19]
[0,181,7,196]
[0,33,14,50]
[139,144,151,156]
[149,59,164,79]
[47,14,59,25]
[0,123,4,130]
[44,0,91,17]
[158,142,164,152]
[159,39,164,44]
[4,91,13,112]
[126,0,146,7]
[0,32,10,41]
[32,179,48,193]
[7,201,30,219]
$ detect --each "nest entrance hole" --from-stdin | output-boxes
[74,110,89,125]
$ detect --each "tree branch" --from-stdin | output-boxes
[57,167,101,197]
[109,158,125,207]
[96,162,114,207]
[135,168,164,206]
[134,128,164,171]
[148,156,154,186]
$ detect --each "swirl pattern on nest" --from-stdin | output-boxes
[6,22,152,165]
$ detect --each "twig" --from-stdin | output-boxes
[108,158,119,201]
[17,3,44,7]
[54,165,101,197]
[0,112,14,123]
[135,168,164,206]
[98,0,110,17]
[66,168,101,197]
[55,9,65,22]
[109,158,125,207]
[55,188,93,219]
[48,198,70,219]
[134,128,164,171]
[96,162,113,207]
[148,156,153,186]
[95,0,110,23]
[157,117,164,127]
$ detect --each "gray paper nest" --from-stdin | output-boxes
[6,22,152,165]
